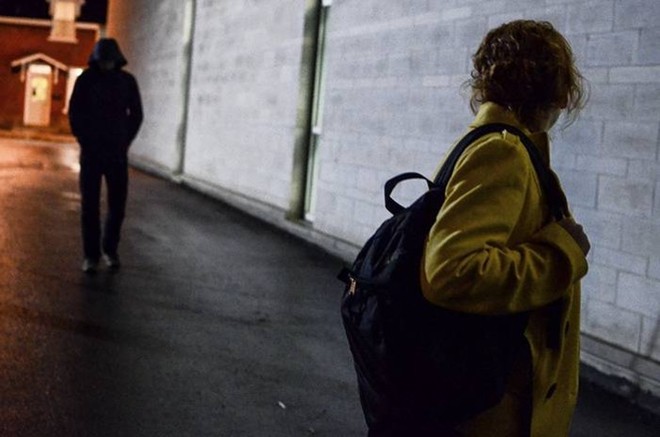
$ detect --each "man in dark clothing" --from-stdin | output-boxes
[69,38,143,273]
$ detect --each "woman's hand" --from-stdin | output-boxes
[558,217,591,256]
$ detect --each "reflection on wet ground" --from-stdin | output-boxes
[0,137,364,436]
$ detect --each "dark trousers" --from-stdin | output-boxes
[79,157,128,261]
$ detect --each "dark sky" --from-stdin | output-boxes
[0,0,107,24]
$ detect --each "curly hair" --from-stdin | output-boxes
[468,20,587,128]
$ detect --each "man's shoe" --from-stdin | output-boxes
[104,254,121,270]
[82,258,98,274]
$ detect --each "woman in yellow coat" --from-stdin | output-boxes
[421,21,591,436]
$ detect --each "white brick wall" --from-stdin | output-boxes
[320,0,660,395]
[547,0,660,394]
[182,0,305,210]
[108,0,660,396]
[106,0,189,173]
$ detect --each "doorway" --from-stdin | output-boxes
[23,64,53,127]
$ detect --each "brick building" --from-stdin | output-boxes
[106,0,660,408]
[0,16,99,133]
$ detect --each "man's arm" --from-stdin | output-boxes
[125,74,143,146]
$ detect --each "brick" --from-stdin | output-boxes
[610,66,660,83]
[567,1,614,34]
[353,199,379,226]
[356,167,382,195]
[390,0,429,18]
[582,263,618,303]
[316,158,337,185]
[594,246,648,275]
[550,148,576,170]
[575,154,627,176]
[525,5,568,29]
[656,180,660,216]
[583,84,634,120]
[333,3,373,29]
[622,219,660,258]
[381,28,421,55]
[506,0,546,8]
[627,160,660,181]
[368,56,391,78]
[372,2,423,22]
[583,299,641,352]
[346,183,379,205]
[441,6,473,21]
[412,22,454,50]
[407,88,443,115]
[638,26,660,65]
[314,187,336,216]
[320,193,352,234]
[556,169,598,207]
[487,12,524,29]
[640,316,660,361]
[408,0,430,16]
[614,0,660,30]
[649,257,660,280]
[586,31,638,67]
[598,175,655,218]
[617,273,660,318]
[575,208,622,249]
[555,120,604,155]
[410,49,438,76]
[434,47,470,75]
[422,75,451,88]
[581,67,609,83]
[603,122,658,160]
[404,137,435,153]
[454,17,488,51]
[469,1,509,17]
[337,162,360,189]
[382,88,412,114]
[385,112,415,137]
[633,85,660,120]
[566,33,588,61]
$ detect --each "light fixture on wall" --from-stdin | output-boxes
[47,0,85,43]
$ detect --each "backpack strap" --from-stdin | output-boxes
[435,123,567,221]
[384,172,434,215]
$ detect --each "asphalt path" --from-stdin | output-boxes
[0,137,657,436]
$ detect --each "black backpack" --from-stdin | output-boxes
[338,123,567,435]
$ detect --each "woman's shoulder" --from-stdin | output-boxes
[456,128,531,169]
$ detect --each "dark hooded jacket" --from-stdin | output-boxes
[69,38,143,161]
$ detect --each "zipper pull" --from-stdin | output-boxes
[348,276,357,295]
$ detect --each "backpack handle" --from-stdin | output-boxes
[384,172,435,215]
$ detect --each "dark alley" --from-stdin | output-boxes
[0,137,659,436]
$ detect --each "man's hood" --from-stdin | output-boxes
[88,38,127,68]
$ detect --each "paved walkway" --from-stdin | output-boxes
[0,137,658,436]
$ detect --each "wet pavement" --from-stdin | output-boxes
[0,137,658,436]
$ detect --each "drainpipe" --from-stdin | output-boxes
[287,0,322,220]
[174,0,196,179]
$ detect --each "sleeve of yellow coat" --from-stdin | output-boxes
[422,136,588,315]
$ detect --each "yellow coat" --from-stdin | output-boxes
[421,103,588,436]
